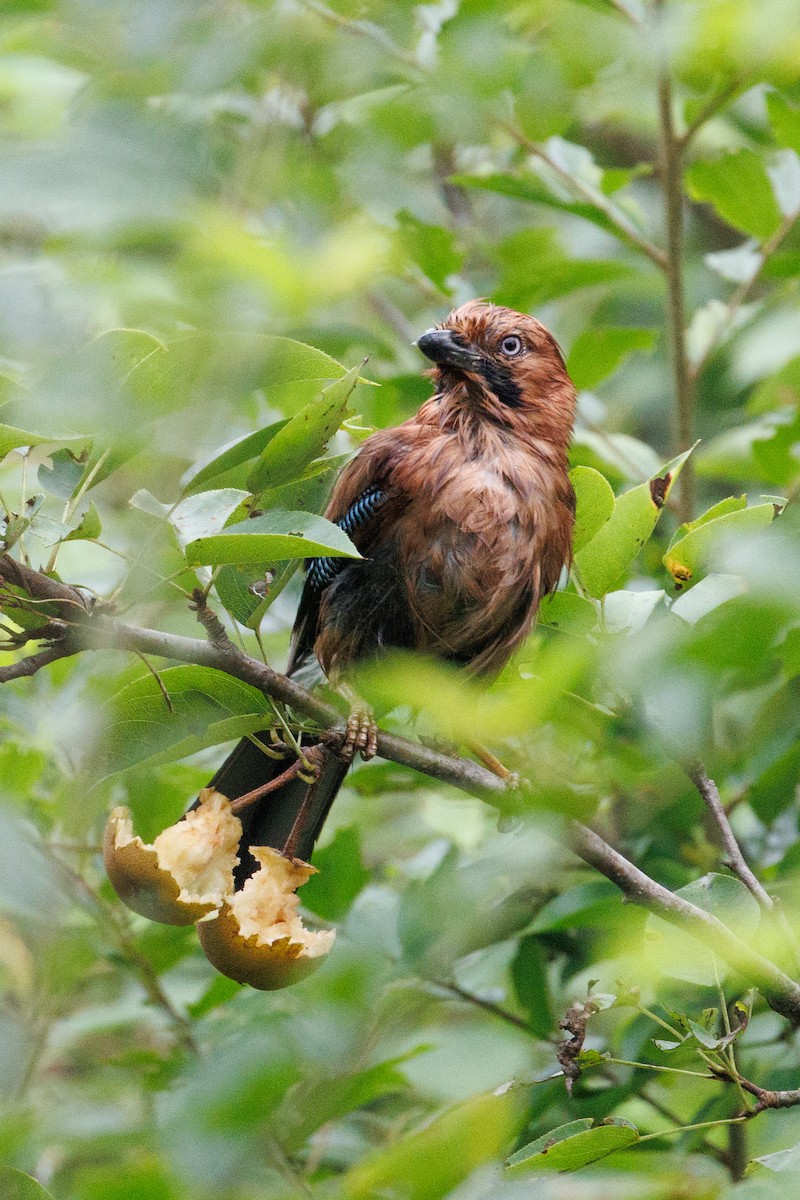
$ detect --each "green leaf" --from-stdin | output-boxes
[601,589,665,635]
[670,574,745,625]
[669,495,748,544]
[511,935,555,1038]
[748,355,800,413]
[0,423,89,462]
[300,825,370,921]
[256,452,350,515]
[450,172,629,243]
[767,91,800,156]
[537,591,598,635]
[342,1087,526,1200]
[182,419,289,494]
[527,882,622,933]
[96,666,271,779]
[186,510,361,567]
[574,448,693,598]
[664,501,777,589]
[37,447,88,498]
[505,1117,638,1176]
[753,411,800,487]
[646,873,761,985]
[754,1141,800,1173]
[397,210,462,293]
[492,228,634,311]
[280,1055,413,1153]
[686,150,783,240]
[567,328,657,391]
[64,502,102,542]
[128,332,351,415]
[572,429,663,484]
[129,488,171,519]
[247,364,362,495]
[169,489,249,553]
[0,1169,55,1199]
[571,465,616,553]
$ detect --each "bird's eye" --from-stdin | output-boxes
[500,335,523,356]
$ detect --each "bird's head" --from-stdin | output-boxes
[416,300,575,446]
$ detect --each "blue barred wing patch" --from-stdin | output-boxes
[306,487,386,593]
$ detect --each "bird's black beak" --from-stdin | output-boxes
[416,327,482,371]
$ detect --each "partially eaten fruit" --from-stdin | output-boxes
[197,846,335,990]
[104,790,335,989]
[103,788,241,926]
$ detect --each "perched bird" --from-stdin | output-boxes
[208,300,577,876]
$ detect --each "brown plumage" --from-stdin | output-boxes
[207,300,577,872]
[295,299,576,680]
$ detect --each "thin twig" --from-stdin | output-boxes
[655,19,695,523]
[679,77,743,148]
[0,639,77,683]
[132,651,175,714]
[432,979,532,1033]
[296,0,422,71]
[51,852,198,1054]
[282,745,327,857]
[689,210,800,382]
[230,758,304,814]
[4,554,800,1024]
[499,120,668,270]
[638,1116,747,1143]
[688,764,773,909]
[568,822,800,1024]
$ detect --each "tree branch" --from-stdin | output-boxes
[0,553,91,616]
[567,822,800,1024]
[0,638,78,683]
[688,210,800,382]
[431,979,533,1033]
[679,77,743,149]
[498,121,668,271]
[708,1062,800,1115]
[4,555,800,1024]
[655,35,695,523]
[687,764,774,910]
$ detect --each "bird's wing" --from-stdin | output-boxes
[287,435,400,676]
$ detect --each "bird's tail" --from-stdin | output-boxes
[205,734,348,886]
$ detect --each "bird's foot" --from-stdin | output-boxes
[331,683,379,763]
[341,705,378,762]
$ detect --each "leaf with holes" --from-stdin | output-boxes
[664,501,777,589]
[247,365,362,495]
[574,448,693,598]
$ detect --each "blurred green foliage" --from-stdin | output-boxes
[1,0,800,1197]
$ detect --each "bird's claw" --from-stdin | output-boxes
[340,707,378,763]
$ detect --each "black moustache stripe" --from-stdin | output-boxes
[480,360,523,408]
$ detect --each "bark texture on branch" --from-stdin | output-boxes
[3,551,800,1024]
